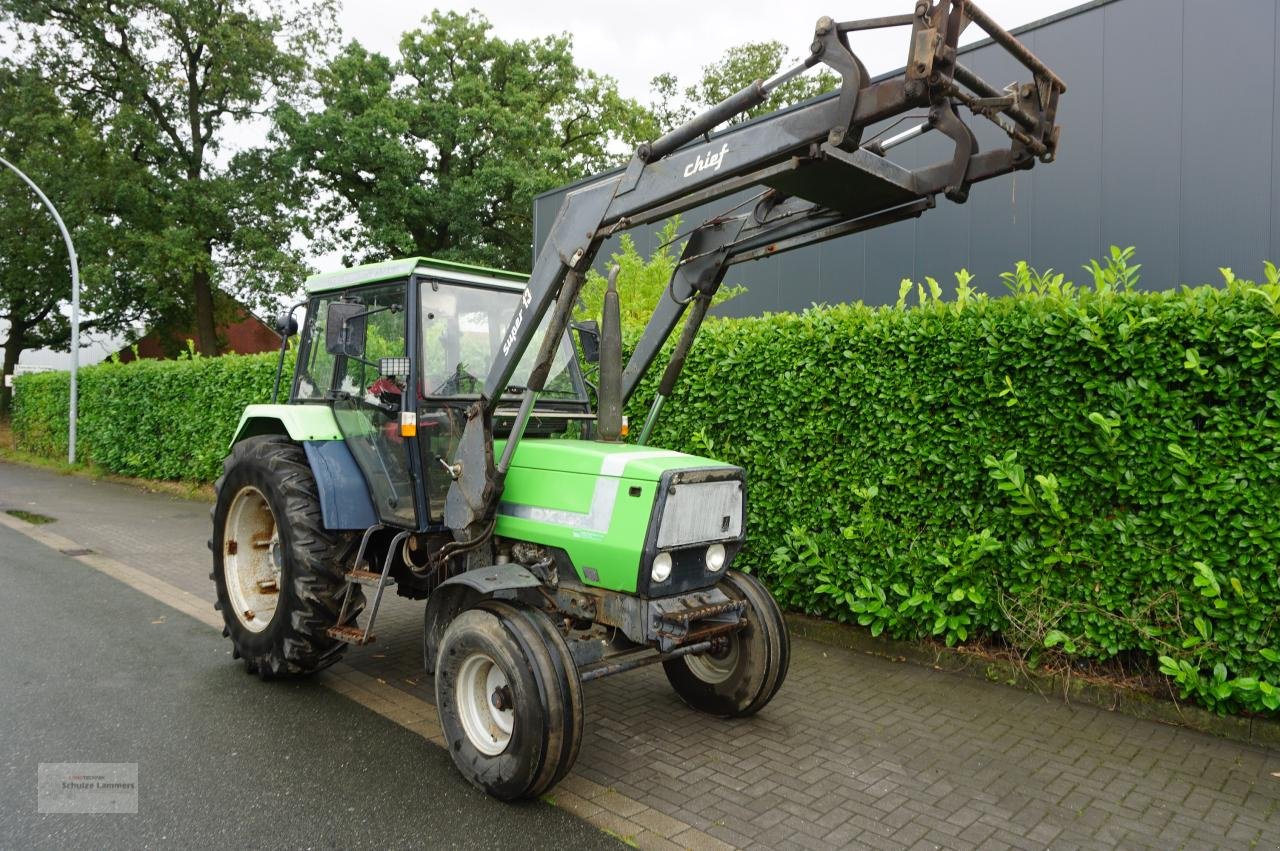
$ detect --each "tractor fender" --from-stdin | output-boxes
[302,440,378,531]
[229,404,343,446]
[422,565,543,673]
[228,406,374,530]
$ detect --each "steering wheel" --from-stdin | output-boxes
[364,376,403,416]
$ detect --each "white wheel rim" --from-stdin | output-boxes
[686,638,740,685]
[456,652,514,756]
[223,485,283,634]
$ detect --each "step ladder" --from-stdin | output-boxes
[327,526,407,646]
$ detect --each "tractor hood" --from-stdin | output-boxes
[494,438,744,595]
[495,439,733,481]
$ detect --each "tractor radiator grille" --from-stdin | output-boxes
[656,480,743,548]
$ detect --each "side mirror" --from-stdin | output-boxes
[325,301,367,356]
[275,310,298,337]
[574,320,600,364]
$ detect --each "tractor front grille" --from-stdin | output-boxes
[655,479,743,548]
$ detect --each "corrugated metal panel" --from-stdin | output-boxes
[1179,0,1276,285]
[534,0,1280,309]
[1273,3,1280,268]
[1099,0,1182,288]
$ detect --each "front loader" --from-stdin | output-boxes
[211,0,1065,800]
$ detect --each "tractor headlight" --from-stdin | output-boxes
[705,543,726,572]
[651,552,673,583]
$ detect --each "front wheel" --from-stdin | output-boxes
[434,601,582,800]
[663,570,790,717]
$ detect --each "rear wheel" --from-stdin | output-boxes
[435,602,583,800]
[211,436,362,678]
[663,570,789,717]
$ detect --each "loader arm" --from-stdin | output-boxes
[443,0,1066,546]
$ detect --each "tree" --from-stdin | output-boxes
[1,0,335,356]
[279,11,657,272]
[650,41,840,131]
[0,66,137,416]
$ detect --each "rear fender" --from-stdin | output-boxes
[229,404,342,446]
[302,441,377,531]
[227,405,375,531]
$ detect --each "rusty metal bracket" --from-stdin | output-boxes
[930,100,978,203]
[812,16,869,149]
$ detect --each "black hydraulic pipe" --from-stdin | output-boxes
[952,63,1038,133]
[579,639,714,682]
[640,81,769,163]
[496,390,538,475]
[597,266,623,442]
[636,293,712,446]
[963,1,1067,93]
[497,266,587,475]
[837,13,916,32]
[657,295,711,399]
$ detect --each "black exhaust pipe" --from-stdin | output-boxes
[597,266,623,442]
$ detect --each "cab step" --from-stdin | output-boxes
[346,569,396,588]
[328,527,410,649]
[326,624,375,645]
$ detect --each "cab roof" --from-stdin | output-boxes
[303,257,529,294]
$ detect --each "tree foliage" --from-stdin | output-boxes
[0,66,141,415]
[575,218,744,339]
[279,10,657,272]
[650,40,839,131]
[1,0,334,356]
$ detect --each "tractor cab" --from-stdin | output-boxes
[290,258,591,530]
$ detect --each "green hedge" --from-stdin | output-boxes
[633,258,1280,715]
[12,350,288,482]
[12,256,1280,714]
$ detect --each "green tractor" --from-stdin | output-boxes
[211,1,1064,800]
[212,257,788,799]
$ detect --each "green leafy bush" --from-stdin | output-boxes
[633,251,1280,716]
[576,217,745,336]
[12,349,289,482]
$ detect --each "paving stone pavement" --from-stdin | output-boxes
[5,461,1280,850]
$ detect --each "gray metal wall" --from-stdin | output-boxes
[534,0,1280,316]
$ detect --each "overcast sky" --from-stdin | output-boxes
[337,0,1080,103]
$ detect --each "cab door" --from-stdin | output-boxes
[321,281,417,528]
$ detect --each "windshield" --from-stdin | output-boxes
[420,282,582,400]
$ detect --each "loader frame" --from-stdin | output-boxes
[443,0,1067,549]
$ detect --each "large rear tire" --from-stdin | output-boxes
[663,570,790,717]
[434,602,583,800]
[211,436,363,678]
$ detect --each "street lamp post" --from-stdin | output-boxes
[0,154,80,464]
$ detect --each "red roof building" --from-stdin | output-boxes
[114,301,281,362]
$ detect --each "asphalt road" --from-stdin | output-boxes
[0,524,617,850]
